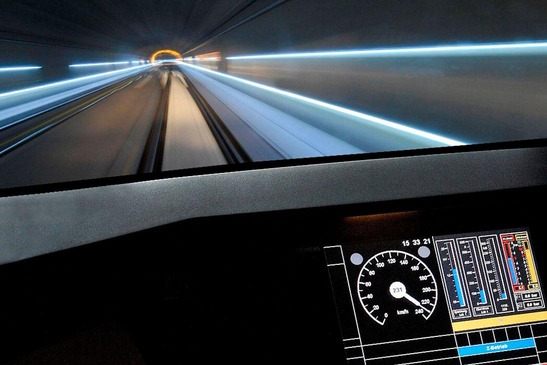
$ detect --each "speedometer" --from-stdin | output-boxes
[357,250,438,325]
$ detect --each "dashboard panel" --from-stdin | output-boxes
[0,140,546,365]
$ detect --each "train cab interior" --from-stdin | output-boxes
[0,1,546,364]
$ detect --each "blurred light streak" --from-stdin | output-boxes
[69,61,131,68]
[227,41,547,60]
[194,51,222,62]
[181,63,466,146]
[155,59,183,64]
[0,66,42,72]
[0,64,151,99]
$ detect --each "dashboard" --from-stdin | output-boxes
[0,140,546,365]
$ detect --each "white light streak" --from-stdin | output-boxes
[0,66,42,72]
[227,41,547,60]
[69,61,131,68]
[0,64,151,99]
[181,63,466,146]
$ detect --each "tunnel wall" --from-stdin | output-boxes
[188,0,547,58]
[0,40,142,93]
[185,0,547,145]
[220,55,547,144]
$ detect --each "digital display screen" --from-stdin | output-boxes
[325,228,547,365]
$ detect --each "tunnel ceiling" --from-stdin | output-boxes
[2,0,546,60]
[0,0,280,58]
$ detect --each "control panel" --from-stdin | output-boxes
[326,228,547,365]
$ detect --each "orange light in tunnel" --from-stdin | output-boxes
[150,49,183,63]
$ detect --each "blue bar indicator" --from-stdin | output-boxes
[453,269,466,307]
[508,258,518,285]
[458,338,536,357]
[500,292,507,300]
[479,289,487,304]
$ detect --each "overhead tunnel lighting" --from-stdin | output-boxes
[226,40,547,60]
[180,63,466,147]
[0,66,42,72]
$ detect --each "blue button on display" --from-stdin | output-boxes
[458,338,535,357]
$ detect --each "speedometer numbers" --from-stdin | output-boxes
[357,250,438,325]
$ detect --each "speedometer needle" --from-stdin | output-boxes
[389,281,431,313]
[403,292,431,313]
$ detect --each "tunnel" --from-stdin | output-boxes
[0,0,546,190]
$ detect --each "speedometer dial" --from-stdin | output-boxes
[357,250,437,325]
